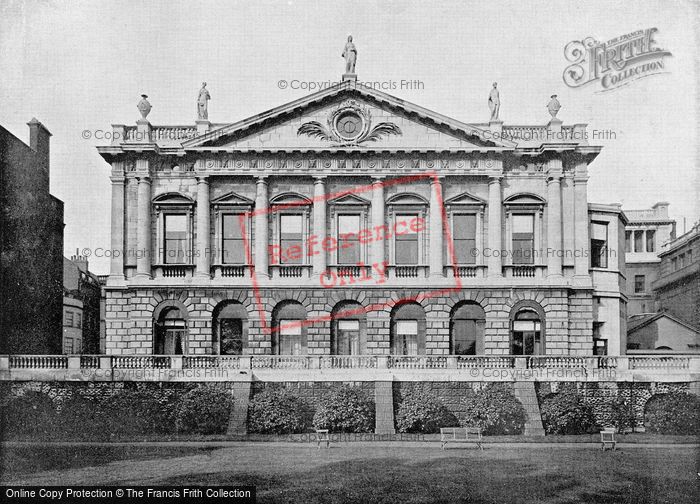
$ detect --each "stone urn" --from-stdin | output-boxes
[137,94,152,119]
[547,95,561,118]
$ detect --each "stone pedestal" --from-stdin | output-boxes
[489,120,503,135]
[196,120,210,136]
[342,73,357,83]
[136,119,151,142]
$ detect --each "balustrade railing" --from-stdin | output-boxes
[320,356,377,369]
[111,356,171,369]
[388,356,448,369]
[251,356,310,369]
[457,356,515,368]
[528,356,591,368]
[183,356,241,368]
[629,356,690,369]
[9,355,68,369]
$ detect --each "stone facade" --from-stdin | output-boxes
[98,81,628,357]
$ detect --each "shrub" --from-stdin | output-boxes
[2,392,56,437]
[461,384,527,435]
[540,386,598,435]
[56,394,106,438]
[313,385,374,433]
[644,393,700,435]
[395,385,457,434]
[248,388,310,434]
[175,387,234,435]
[609,396,636,432]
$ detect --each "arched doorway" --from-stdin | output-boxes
[511,309,544,355]
[212,301,248,355]
[331,301,367,355]
[271,301,307,355]
[390,302,426,355]
[154,306,187,354]
[450,302,486,355]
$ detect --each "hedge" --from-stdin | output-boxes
[395,385,457,433]
[312,385,374,433]
[175,387,234,434]
[248,388,310,434]
[540,385,598,434]
[461,383,527,435]
[644,393,700,435]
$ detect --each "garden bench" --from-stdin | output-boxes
[600,427,616,451]
[440,427,483,450]
[316,429,330,449]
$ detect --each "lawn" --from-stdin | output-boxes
[2,443,698,503]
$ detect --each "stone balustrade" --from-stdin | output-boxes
[1,354,698,383]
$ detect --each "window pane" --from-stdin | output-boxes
[396,320,418,335]
[395,215,419,265]
[625,231,631,253]
[591,222,608,241]
[646,230,655,252]
[279,320,302,355]
[338,320,360,331]
[634,275,645,293]
[513,320,536,331]
[512,214,533,233]
[338,214,361,265]
[220,319,243,355]
[280,215,303,237]
[453,214,476,240]
[223,239,245,264]
[453,319,476,355]
[336,319,360,355]
[512,238,534,264]
[165,214,188,264]
[455,239,476,264]
[222,214,243,239]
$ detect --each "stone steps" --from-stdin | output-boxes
[227,381,252,435]
[514,381,545,436]
[374,381,396,434]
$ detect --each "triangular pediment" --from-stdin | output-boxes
[184,84,515,151]
[445,192,486,206]
[328,193,370,205]
[211,192,254,206]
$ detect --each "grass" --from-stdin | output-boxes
[2,443,698,503]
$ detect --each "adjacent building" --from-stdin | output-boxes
[623,202,676,317]
[62,253,102,354]
[652,222,699,329]
[0,119,64,354]
[97,77,628,357]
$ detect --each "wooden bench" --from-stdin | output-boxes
[600,427,616,451]
[316,429,330,449]
[440,427,483,450]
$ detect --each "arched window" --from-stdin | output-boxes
[511,309,543,355]
[212,301,248,355]
[331,301,367,355]
[154,306,187,354]
[390,302,426,355]
[450,302,485,355]
[271,301,307,355]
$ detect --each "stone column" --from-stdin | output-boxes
[574,163,590,278]
[255,177,269,278]
[561,172,575,268]
[487,176,503,277]
[371,177,385,268]
[547,161,563,277]
[109,164,125,282]
[312,177,327,276]
[429,176,444,277]
[195,176,210,278]
[135,171,152,278]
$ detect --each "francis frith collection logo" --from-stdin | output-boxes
[562,28,672,92]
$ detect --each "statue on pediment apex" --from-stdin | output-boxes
[342,35,357,74]
[197,82,211,120]
[488,82,500,121]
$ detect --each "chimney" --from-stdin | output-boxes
[27,117,51,172]
[652,201,669,218]
[70,248,89,274]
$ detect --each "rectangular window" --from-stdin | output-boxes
[688,249,693,264]
[634,275,645,294]
[336,319,360,355]
[76,313,82,329]
[65,311,73,327]
[279,320,302,355]
[164,214,188,264]
[395,214,419,265]
[453,214,477,264]
[646,230,655,253]
[590,222,608,268]
[280,214,303,265]
[222,214,246,264]
[672,257,678,271]
[219,319,243,355]
[395,320,418,355]
[337,214,361,265]
[634,230,644,252]
[511,214,534,265]
[679,253,686,268]
[625,231,631,253]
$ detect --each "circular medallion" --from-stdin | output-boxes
[334,111,364,141]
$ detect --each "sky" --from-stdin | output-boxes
[1,0,698,274]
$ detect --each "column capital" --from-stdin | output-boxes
[109,175,126,184]
[488,175,503,184]
[256,176,269,186]
[195,175,210,184]
[429,175,445,185]
[136,175,151,183]
[371,176,385,184]
[313,176,327,184]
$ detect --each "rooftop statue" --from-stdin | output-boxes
[197,82,211,120]
[342,35,357,74]
[488,82,500,121]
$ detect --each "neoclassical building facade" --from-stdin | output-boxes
[98,80,627,358]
